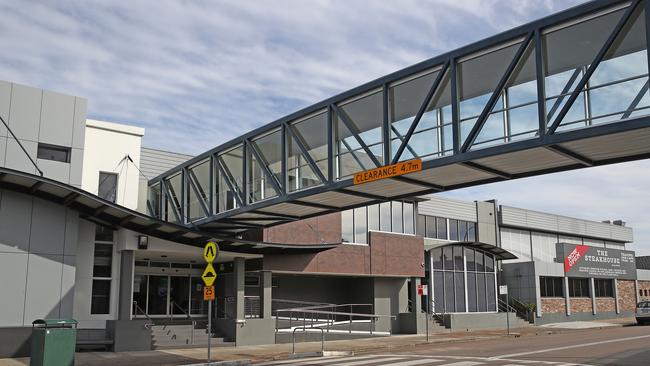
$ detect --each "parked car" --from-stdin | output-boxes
[637,301,650,325]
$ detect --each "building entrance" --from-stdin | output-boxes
[132,273,208,318]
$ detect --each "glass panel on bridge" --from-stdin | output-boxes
[217,145,244,213]
[249,129,282,203]
[148,182,161,218]
[165,172,182,223]
[335,90,383,178]
[389,68,454,162]
[187,158,210,222]
[543,5,649,131]
[458,37,538,150]
[287,111,328,192]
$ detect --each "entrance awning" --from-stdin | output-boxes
[0,167,339,254]
[434,241,518,260]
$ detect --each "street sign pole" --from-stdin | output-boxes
[506,292,510,336]
[202,241,219,364]
[426,293,430,343]
[207,299,212,363]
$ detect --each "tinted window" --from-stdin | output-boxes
[449,219,459,240]
[436,217,447,239]
[37,143,70,163]
[98,172,118,202]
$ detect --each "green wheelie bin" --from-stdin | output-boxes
[30,319,78,366]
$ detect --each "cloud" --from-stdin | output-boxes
[3,0,648,254]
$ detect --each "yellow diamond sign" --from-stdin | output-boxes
[204,241,218,263]
[202,263,217,287]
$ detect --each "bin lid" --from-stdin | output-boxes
[32,319,78,327]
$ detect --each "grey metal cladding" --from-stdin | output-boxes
[0,136,6,166]
[0,252,28,326]
[500,205,633,242]
[39,90,75,147]
[418,196,477,222]
[8,83,42,142]
[72,97,87,149]
[69,148,83,187]
[140,147,193,179]
[59,255,76,319]
[0,80,10,137]
[4,139,37,174]
[0,190,33,253]
[23,253,64,324]
[37,158,71,184]
[63,210,79,256]
[29,197,67,255]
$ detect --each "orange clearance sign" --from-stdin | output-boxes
[353,159,422,185]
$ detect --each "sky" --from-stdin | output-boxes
[1,0,648,254]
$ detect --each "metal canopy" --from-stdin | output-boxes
[150,0,650,235]
[437,241,519,261]
[0,167,338,254]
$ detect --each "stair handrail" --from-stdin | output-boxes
[132,301,154,329]
[497,297,517,314]
[428,299,445,325]
[170,301,196,344]
[508,296,536,323]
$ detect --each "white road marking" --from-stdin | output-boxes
[491,334,650,359]
[383,359,443,366]
[335,356,406,366]
[255,356,339,365]
[437,362,483,366]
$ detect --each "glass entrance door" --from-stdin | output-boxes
[147,275,169,315]
[170,276,190,315]
[132,274,208,317]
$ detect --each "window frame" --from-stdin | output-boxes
[540,276,564,298]
[98,171,119,203]
[91,225,115,315]
[36,143,71,163]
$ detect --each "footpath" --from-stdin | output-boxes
[0,318,635,366]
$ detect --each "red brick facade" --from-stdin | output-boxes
[638,280,650,302]
[595,298,616,312]
[618,279,637,312]
[541,298,565,314]
[570,298,593,313]
[262,231,424,277]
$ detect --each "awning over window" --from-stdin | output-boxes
[434,241,518,260]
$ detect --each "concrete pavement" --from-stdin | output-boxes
[0,318,644,366]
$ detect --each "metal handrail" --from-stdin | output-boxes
[497,298,517,313]
[275,307,395,337]
[292,326,324,354]
[507,297,535,323]
[132,301,154,329]
[170,301,196,344]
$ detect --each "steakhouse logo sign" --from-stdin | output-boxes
[558,243,636,280]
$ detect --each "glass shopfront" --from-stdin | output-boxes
[428,246,497,313]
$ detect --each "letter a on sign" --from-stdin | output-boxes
[202,263,217,287]
[204,241,218,263]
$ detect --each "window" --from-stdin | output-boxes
[91,225,114,315]
[540,276,564,297]
[449,219,459,241]
[426,216,437,238]
[594,279,614,298]
[417,214,426,236]
[37,143,70,163]
[98,172,118,203]
[436,217,447,239]
[341,210,353,243]
[391,201,403,233]
[354,207,368,244]
[569,278,590,298]
[342,201,415,243]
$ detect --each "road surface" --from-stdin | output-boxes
[258,324,650,366]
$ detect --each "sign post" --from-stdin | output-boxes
[417,284,429,343]
[499,285,509,335]
[202,241,219,363]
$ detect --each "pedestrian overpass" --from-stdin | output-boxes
[148,0,650,237]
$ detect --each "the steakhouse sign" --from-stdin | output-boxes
[558,243,636,280]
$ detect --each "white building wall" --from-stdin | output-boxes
[82,119,144,210]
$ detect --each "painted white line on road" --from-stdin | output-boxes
[255,356,339,365]
[437,362,483,366]
[384,359,443,366]
[491,334,650,359]
[336,356,405,366]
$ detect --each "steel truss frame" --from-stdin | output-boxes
[149,0,650,231]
